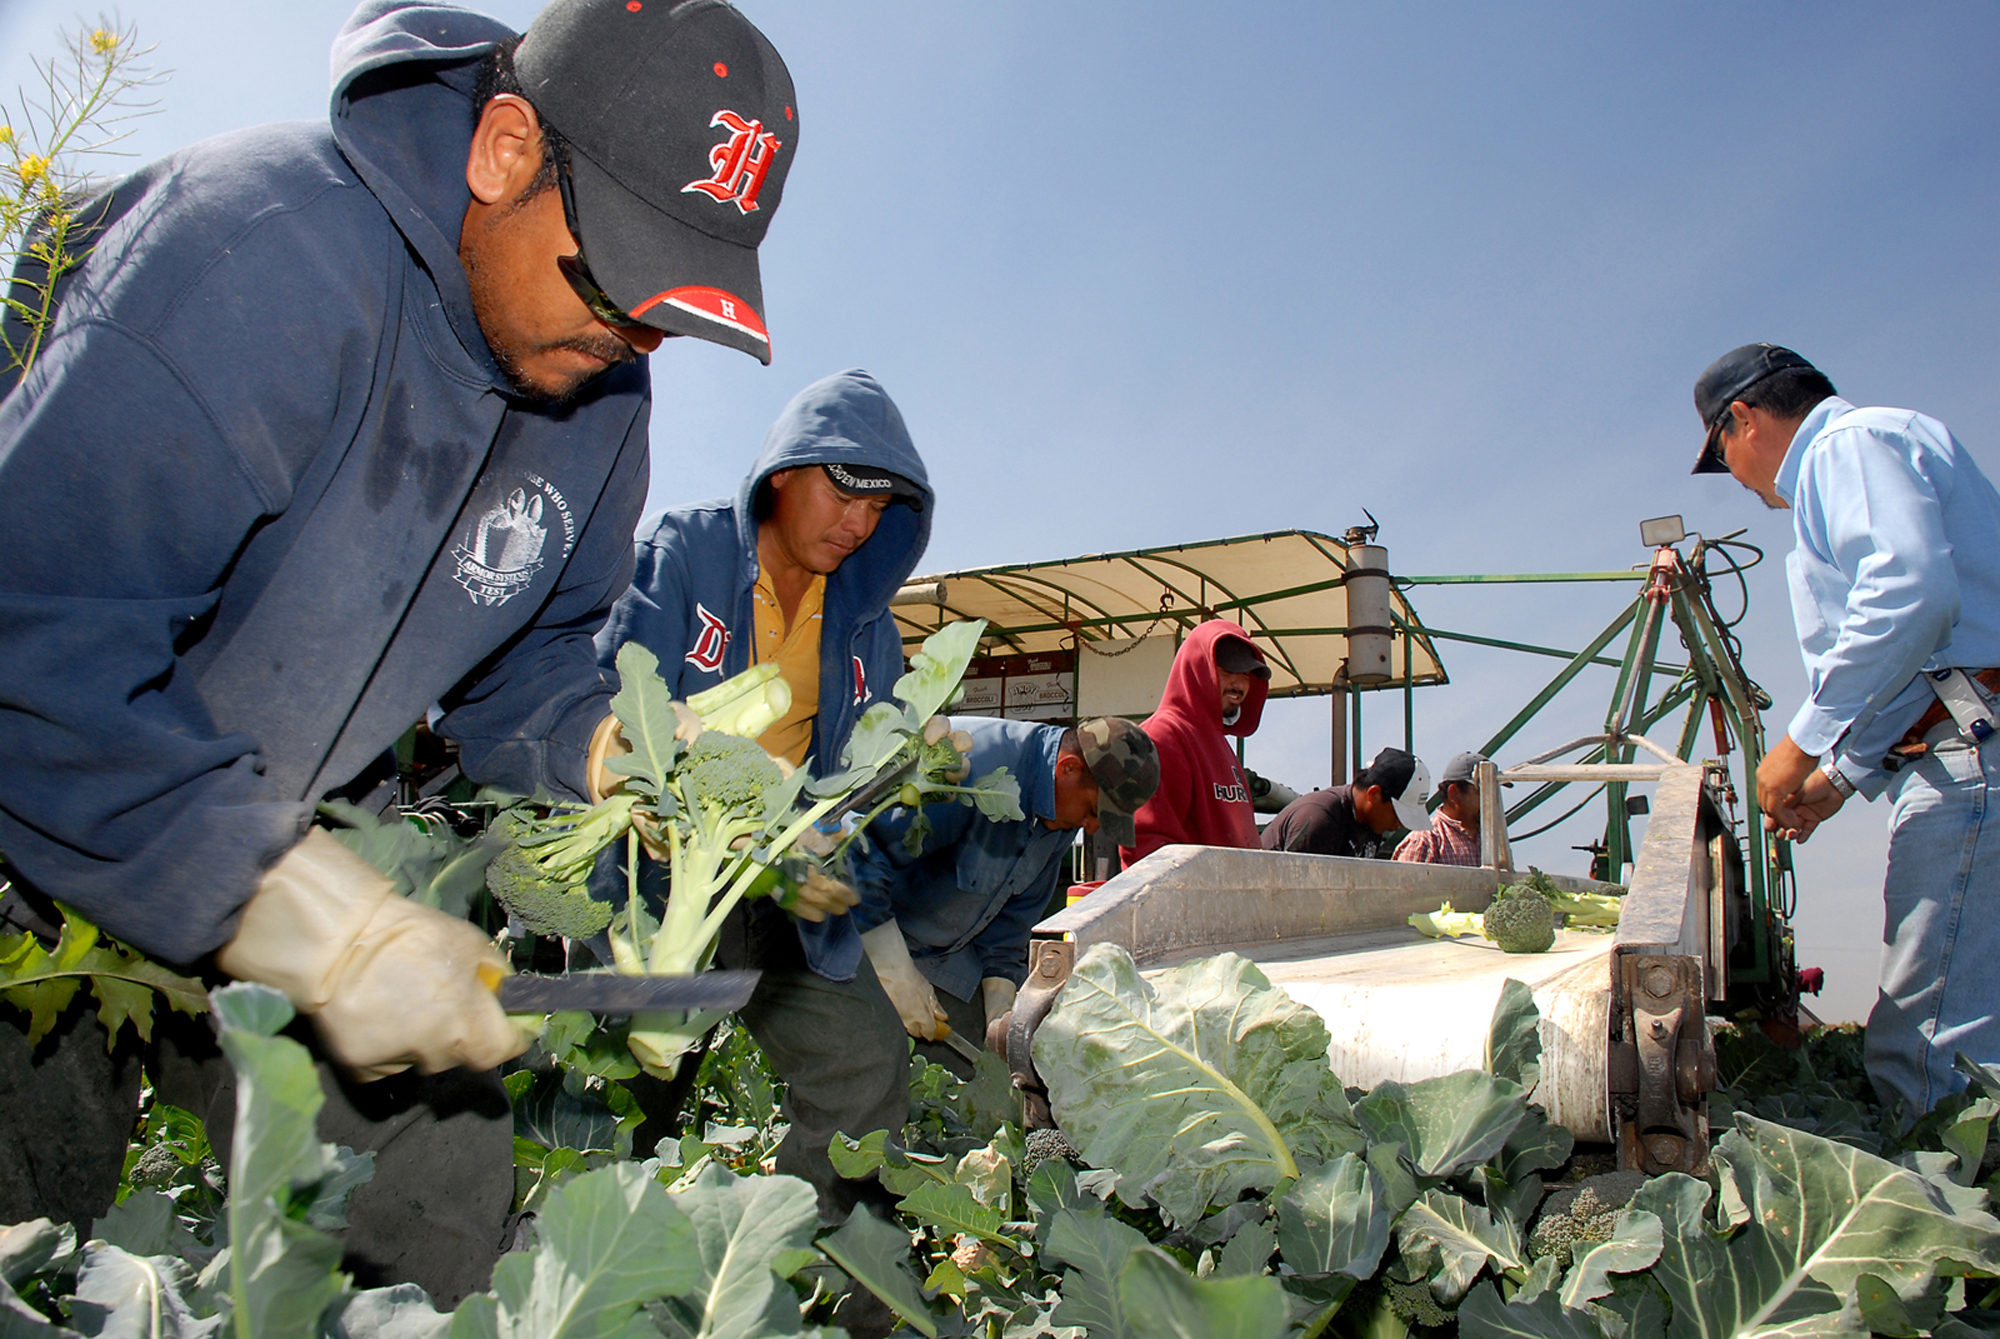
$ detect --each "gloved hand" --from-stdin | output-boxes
[585,712,630,804]
[861,920,949,1040]
[980,977,1017,1035]
[216,829,526,1080]
[777,865,859,923]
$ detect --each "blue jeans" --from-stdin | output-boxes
[1866,735,2000,1115]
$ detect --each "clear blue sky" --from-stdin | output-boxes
[7,0,1998,1022]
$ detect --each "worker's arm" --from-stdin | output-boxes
[593,523,701,688]
[845,797,973,934]
[436,400,649,804]
[970,846,1066,988]
[1786,421,1961,780]
[0,231,384,962]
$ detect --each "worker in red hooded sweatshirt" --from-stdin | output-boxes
[1119,620,1271,867]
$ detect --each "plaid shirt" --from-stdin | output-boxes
[1392,811,1481,867]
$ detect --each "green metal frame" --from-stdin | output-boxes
[1393,538,1792,1002]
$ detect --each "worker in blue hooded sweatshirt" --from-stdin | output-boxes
[595,367,932,1220]
[0,0,816,1302]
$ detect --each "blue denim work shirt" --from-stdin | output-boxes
[846,717,1074,1002]
[1776,397,2000,797]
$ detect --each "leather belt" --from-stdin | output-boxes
[1887,667,2000,763]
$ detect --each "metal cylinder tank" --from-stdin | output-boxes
[1345,543,1393,686]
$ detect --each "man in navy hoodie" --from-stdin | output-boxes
[595,368,932,1219]
[0,0,799,1300]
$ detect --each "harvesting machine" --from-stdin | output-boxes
[892,515,1801,1175]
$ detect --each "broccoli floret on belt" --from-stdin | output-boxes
[1483,884,1557,954]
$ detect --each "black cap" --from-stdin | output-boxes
[1434,750,1509,797]
[517,0,797,364]
[821,462,926,513]
[1213,636,1271,680]
[1690,343,1817,475]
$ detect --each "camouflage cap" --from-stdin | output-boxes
[1077,717,1161,848]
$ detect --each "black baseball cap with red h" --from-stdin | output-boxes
[517,0,796,363]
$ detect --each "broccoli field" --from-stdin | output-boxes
[10,940,2000,1339]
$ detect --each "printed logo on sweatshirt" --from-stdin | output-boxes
[1213,781,1248,804]
[686,604,731,673]
[450,471,576,608]
[683,111,781,214]
[852,656,868,706]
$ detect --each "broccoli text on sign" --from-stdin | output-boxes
[682,110,780,214]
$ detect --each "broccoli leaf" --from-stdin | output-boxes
[1635,1115,2000,1336]
[1031,945,1363,1227]
[1115,1247,1291,1339]
[66,1243,216,1339]
[1275,1152,1390,1280]
[839,702,911,773]
[0,905,207,1048]
[1354,1070,1530,1180]
[893,620,987,727]
[653,1165,818,1339]
[208,983,364,1339]
[609,642,687,797]
[1456,1280,1606,1339]
[472,1162,699,1339]
[1559,1210,1663,1311]
[1485,978,1542,1092]
[815,1208,938,1339]
[1393,1190,1524,1304]
[1043,1208,1150,1339]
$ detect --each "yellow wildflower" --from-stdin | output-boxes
[90,28,119,54]
[0,125,13,147]
[17,155,50,188]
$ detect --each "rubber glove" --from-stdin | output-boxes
[861,921,949,1040]
[217,829,526,1080]
[778,865,860,923]
[980,977,1017,1034]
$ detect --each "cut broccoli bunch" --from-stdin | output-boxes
[487,620,1021,1078]
[1519,865,1626,929]
[1407,883,1557,954]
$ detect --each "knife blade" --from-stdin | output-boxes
[496,969,761,1015]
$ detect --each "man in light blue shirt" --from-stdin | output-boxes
[1692,342,2000,1115]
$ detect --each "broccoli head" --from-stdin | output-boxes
[1484,884,1557,954]
[1021,1126,1081,1180]
[1527,1185,1620,1269]
[486,842,614,939]
[677,731,787,815]
[1383,1277,1454,1329]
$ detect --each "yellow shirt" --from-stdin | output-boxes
[751,565,824,767]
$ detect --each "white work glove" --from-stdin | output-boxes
[980,977,1017,1035]
[778,865,860,923]
[217,829,526,1080]
[862,920,949,1041]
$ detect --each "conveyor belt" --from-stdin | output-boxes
[1147,926,1614,1139]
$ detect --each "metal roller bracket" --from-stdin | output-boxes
[1608,953,1714,1174]
[1007,938,1076,1130]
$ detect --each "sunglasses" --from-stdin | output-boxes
[555,157,650,332]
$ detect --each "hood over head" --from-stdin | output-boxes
[733,368,933,616]
[330,1,518,386]
[1154,620,1268,738]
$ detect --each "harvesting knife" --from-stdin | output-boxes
[492,969,762,1015]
